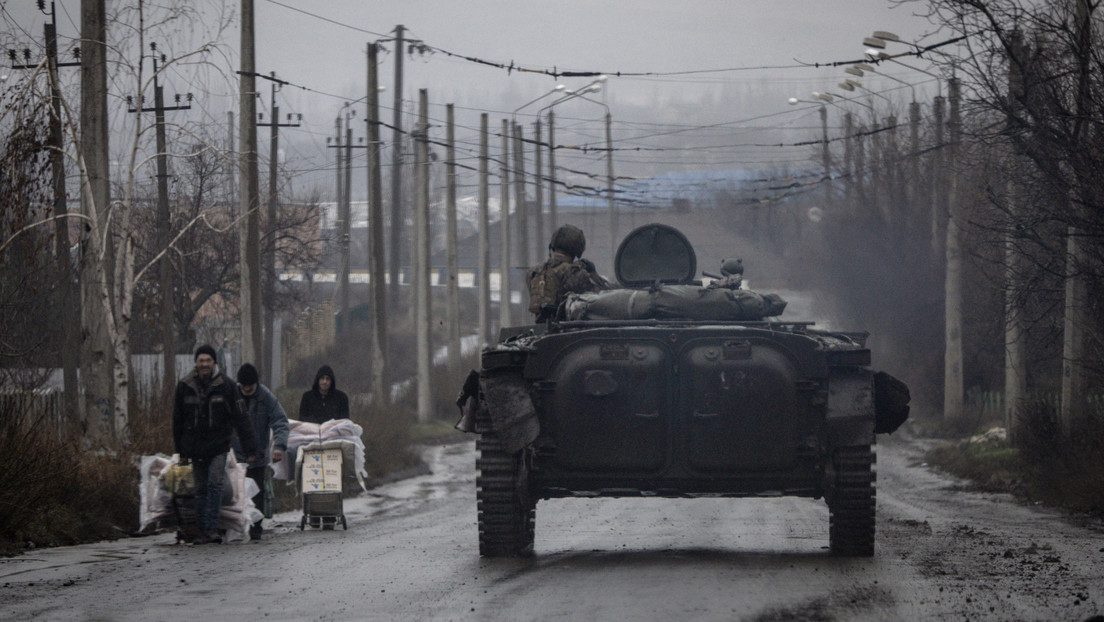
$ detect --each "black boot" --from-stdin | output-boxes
[249,522,263,541]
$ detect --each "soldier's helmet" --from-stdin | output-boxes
[550,224,586,259]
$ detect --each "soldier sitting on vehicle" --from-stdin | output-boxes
[528,224,608,322]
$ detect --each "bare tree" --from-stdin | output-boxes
[913,0,1104,426]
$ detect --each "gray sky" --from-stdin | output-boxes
[2,1,948,199]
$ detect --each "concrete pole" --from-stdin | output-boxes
[547,110,558,234]
[855,124,867,209]
[843,112,853,211]
[534,119,544,261]
[945,77,965,422]
[414,89,433,422]
[239,0,262,367]
[445,104,461,374]
[1003,33,1030,432]
[79,0,115,438]
[367,43,388,405]
[498,119,512,330]
[931,96,946,258]
[1061,0,1092,431]
[388,25,405,307]
[513,123,529,269]
[819,105,830,208]
[909,101,921,221]
[605,111,616,271]
[1061,223,1086,429]
[478,113,491,345]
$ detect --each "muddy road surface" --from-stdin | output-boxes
[2,434,1103,621]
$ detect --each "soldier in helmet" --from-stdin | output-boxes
[528,224,608,321]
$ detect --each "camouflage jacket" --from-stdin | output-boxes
[528,252,607,320]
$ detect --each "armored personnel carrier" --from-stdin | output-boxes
[456,223,909,557]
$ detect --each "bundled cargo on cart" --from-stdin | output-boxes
[138,453,262,543]
[270,418,366,530]
[272,418,367,493]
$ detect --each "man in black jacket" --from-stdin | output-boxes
[173,345,258,544]
[298,364,350,424]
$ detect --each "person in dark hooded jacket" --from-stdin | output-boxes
[298,365,350,424]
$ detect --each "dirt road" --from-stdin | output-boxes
[2,434,1102,621]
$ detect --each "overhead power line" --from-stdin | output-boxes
[259,0,969,80]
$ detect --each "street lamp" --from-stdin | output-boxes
[511,84,567,266]
[846,63,915,102]
[865,48,943,98]
[563,90,617,272]
[788,95,831,208]
[512,84,567,119]
[537,75,607,242]
[837,78,894,110]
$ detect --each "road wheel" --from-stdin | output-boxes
[476,434,535,557]
[828,444,875,557]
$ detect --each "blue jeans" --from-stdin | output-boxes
[192,452,227,533]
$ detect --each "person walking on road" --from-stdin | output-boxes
[298,365,350,424]
[173,345,258,544]
[233,362,289,541]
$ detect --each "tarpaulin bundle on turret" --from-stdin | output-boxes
[563,286,787,321]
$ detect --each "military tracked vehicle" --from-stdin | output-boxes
[456,223,910,557]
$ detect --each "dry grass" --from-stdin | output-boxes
[924,400,1104,518]
[0,403,142,555]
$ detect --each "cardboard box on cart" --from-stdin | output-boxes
[298,447,345,529]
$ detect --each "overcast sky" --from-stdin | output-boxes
[2,1,950,199]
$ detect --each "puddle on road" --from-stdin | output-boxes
[271,440,476,525]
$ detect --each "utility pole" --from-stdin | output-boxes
[478,113,491,345]
[328,105,366,335]
[908,101,921,222]
[445,104,461,375]
[945,76,965,422]
[240,0,262,369]
[228,111,236,211]
[343,110,354,331]
[604,109,616,271]
[127,43,192,411]
[513,123,529,269]
[547,110,557,234]
[855,123,867,211]
[931,95,946,258]
[499,119,512,330]
[255,72,300,387]
[1061,1,1092,432]
[534,119,544,258]
[10,1,82,420]
[413,89,432,423]
[79,0,115,439]
[843,112,854,211]
[1003,35,1028,432]
[366,42,388,406]
[388,25,405,307]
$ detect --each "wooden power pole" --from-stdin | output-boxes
[478,113,491,345]
[366,42,389,405]
[255,72,299,387]
[413,89,432,422]
[239,0,262,368]
[445,104,461,375]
